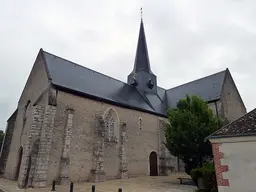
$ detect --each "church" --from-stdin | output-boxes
[0,19,246,188]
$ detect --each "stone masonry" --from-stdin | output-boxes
[90,111,129,183]
[58,108,74,185]
[18,105,44,188]
[119,122,128,179]
[17,104,56,188]
[90,116,105,183]
[0,110,17,174]
[158,118,168,176]
[32,105,56,187]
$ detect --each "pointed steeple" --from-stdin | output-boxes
[128,16,157,94]
[132,20,153,74]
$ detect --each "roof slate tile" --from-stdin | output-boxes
[42,50,227,116]
[208,108,256,139]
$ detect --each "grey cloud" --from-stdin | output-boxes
[1,0,256,129]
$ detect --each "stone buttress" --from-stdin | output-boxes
[18,104,56,188]
[58,108,74,185]
[90,112,128,182]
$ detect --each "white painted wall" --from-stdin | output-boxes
[212,136,256,192]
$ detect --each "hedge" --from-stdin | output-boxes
[191,163,218,192]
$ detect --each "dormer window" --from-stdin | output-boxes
[148,79,154,89]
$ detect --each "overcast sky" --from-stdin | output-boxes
[0,0,256,130]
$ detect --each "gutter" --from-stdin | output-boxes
[205,132,256,142]
[53,84,168,118]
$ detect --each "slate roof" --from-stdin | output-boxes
[166,70,227,108]
[38,20,230,117]
[42,49,227,117]
[207,108,256,139]
[132,20,153,74]
[42,51,163,115]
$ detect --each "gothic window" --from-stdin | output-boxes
[103,108,119,143]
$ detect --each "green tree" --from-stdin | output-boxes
[164,95,223,174]
[0,130,4,150]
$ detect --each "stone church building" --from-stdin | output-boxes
[0,20,246,188]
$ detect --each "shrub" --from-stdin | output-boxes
[191,163,218,192]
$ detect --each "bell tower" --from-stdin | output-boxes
[127,17,157,93]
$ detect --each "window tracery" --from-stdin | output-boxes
[103,108,119,143]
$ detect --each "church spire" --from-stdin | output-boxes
[132,17,153,74]
[127,13,157,93]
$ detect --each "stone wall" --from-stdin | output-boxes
[220,70,246,122]
[58,108,74,185]
[45,90,177,184]
[18,105,44,188]
[18,51,49,106]
[3,50,49,181]
[14,104,56,188]
[32,105,56,187]
[0,110,17,174]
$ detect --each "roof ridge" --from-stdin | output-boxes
[167,69,227,91]
[42,49,164,114]
[206,108,256,140]
[42,50,129,85]
[137,91,155,111]
[43,50,166,90]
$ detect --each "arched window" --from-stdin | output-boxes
[103,108,119,143]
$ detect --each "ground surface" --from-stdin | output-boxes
[0,173,197,192]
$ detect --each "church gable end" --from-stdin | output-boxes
[18,49,50,106]
[220,69,247,122]
[2,49,52,182]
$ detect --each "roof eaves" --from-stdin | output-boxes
[205,132,256,142]
[40,49,52,81]
[207,98,220,103]
[7,109,18,122]
[53,83,167,118]
[137,90,156,111]
[218,68,228,99]
[205,108,256,142]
